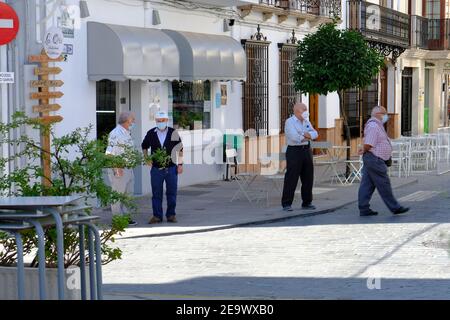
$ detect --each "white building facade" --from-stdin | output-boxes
[2,0,341,194]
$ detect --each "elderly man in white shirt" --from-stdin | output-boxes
[105,111,137,226]
[282,102,319,211]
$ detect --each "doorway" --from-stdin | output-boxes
[401,68,413,136]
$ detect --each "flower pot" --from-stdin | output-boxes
[0,265,91,300]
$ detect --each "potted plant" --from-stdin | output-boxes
[0,112,141,299]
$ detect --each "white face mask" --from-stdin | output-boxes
[302,111,310,121]
[382,114,389,124]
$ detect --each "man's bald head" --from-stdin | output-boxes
[293,102,308,121]
[371,105,388,123]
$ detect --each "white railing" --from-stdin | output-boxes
[437,127,450,175]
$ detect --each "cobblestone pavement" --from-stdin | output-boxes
[103,173,450,300]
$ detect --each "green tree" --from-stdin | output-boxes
[293,22,385,161]
[0,112,142,267]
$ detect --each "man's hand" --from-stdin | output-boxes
[358,148,364,156]
[177,165,183,175]
[303,132,312,140]
[114,168,124,177]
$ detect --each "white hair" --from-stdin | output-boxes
[118,111,134,124]
[371,106,385,117]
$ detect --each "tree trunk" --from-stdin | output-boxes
[338,90,351,178]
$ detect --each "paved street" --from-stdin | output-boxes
[103,173,450,300]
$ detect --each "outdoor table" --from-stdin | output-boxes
[0,196,103,300]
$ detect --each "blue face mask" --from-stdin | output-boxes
[157,122,167,131]
[382,114,389,124]
[129,123,135,130]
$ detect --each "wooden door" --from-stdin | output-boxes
[308,94,319,129]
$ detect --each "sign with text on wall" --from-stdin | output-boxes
[0,72,14,83]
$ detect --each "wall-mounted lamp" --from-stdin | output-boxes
[223,19,235,32]
[152,9,161,25]
[79,0,90,18]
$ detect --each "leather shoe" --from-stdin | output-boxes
[282,206,293,212]
[167,216,178,223]
[301,204,316,210]
[148,216,162,224]
[360,210,378,217]
[393,207,410,215]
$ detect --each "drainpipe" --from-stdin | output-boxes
[144,0,151,28]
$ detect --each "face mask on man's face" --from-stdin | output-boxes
[157,122,168,130]
[302,111,310,121]
[129,122,135,130]
[382,114,389,124]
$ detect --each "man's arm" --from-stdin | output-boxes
[358,123,376,155]
[141,132,152,166]
[172,130,184,174]
[304,121,319,141]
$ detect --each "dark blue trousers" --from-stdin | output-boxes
[358,152,401,214]
[151,166,178,219]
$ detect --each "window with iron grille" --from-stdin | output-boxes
[242,39,270,136]
[343,77,379,138]
[278,43,301,133]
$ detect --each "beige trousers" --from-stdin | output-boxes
[108,168,134,215]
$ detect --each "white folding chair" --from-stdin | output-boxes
[311,142,346,185]
[343,156,363,184]
[227,148,258,204]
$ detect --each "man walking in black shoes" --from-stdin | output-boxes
[281,103,318,212]
[358,106,409,217]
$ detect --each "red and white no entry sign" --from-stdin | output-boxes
[0,2,19,46]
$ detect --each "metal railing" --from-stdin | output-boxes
[410,15,428,49]
[409,17,450,50]
[259,0,341,18]
[347,0,410,48]
[425,19,450,50]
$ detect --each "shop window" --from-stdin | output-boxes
[171,80,211,130]
[96,80,117,140]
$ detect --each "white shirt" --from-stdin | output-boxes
[105,124,134,156]
[285,115,319,146]
[156,128,168,147]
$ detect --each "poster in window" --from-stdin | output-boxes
[220,84,227,106]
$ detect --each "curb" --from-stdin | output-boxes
[118,178,419,240]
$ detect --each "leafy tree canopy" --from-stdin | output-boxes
[293,22,385,95]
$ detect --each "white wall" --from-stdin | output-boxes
[29,0,333,189]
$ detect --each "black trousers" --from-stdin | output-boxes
[281,145,314,207]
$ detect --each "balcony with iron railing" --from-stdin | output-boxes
[411,17,450,51]
[410,15,429,49]
[347,0,410,49]
[259,0,341,18]
[238,0,341,24]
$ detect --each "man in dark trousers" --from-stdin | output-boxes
[358,106,409,216]
[282,102,318,211]
[142,111,184,224]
